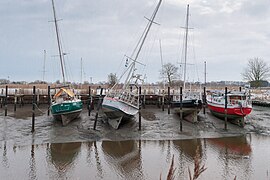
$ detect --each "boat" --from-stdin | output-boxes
[50,0,82,125]
[206,90,252,126]
[102,0,162,129]
[171,4,203,122]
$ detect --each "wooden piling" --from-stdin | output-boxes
[88,86,92,116]
[203,87,206,114]
[37,88,40,107]
[180,86,183,132]
[168,87,171,114]
[47,86,50,116]
[162,89,165,111]
[239,86,242,92]
[93,88,103,130]
[32,86,36,133]
[14,89,17,112]
[143,89,146,109]
[139,86,142,131]
[224,87,228,130]
[4,86,8,116]
[1,89,3,108]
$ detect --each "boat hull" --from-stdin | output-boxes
[102,97,139,129]
[171,99,202,123]
[51,101,83,126]
[207,102,252,126]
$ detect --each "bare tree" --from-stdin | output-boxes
[242,58,270,87]
[108,73,117,87]
[160,63,178,87]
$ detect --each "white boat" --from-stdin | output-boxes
[171,4,202,123]
[102,0,162,129]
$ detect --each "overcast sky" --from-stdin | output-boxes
[1,0,270,83]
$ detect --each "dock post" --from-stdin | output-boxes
[14,89,17,112]
[180,86,183,131]
[224,87,228,130]
[162,89,165,111]
[4,86,8,116]
[139,86,142,131]
[37,88,40,107]
[93,88,103,130]
[203,87,206,114]
[88,86,92,116]
[168,86,171,114]
[143,89,146,109]
[32,86,36,133]
[239,86,242,92]
[47,86,50,116]
[1,89,3,108]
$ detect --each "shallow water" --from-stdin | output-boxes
[0,105,270,179]
[1,134,270,180]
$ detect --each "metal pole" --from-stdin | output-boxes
[180,86,183,131]
[14,89,17,112]
[224,87,228,130]
[32,86,36,133]
[4,86,8,116]
[203,87,206,114]
[139,86,142,131]
[88,86,92,116]
[168,86,170,114]
[47,86,50,116]
[162,89,165,111]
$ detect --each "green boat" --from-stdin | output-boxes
[51,88,83,126]
[49,0,82,125]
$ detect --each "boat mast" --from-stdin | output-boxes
[183,4,189,91]
[51,0,66,84]
[123,0,162,89]
[42,50,46,81]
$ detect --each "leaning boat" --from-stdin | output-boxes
[102,0,162,129]
[171,4,202,122]
[49,0,82,125]
[206,90,252,126]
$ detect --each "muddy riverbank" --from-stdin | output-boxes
[0,105,270,179]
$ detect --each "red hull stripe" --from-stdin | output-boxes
[207,104,252,117]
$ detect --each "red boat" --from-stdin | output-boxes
[206,90,252,126]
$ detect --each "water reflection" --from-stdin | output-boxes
[47,142,81,178]
[102,140,143,179]
[207,135,252,180]
[208,136,251,156]
[2,135,270,180]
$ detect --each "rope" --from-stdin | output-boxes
[33,103,50,114]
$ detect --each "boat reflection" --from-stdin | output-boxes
[49,142,81,172]
[173,138,203,159]
[207,136,251,156]
[101,140,142,179]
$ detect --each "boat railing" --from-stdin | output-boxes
[118,90,139,107]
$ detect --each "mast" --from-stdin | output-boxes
[51,0,66,84]
[123,0,162,89]
[159,39,165,89]
[80,57,83,88]
[42,50,46,81]
[183,4,189,91]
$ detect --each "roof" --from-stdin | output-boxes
[53,88,75,98]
